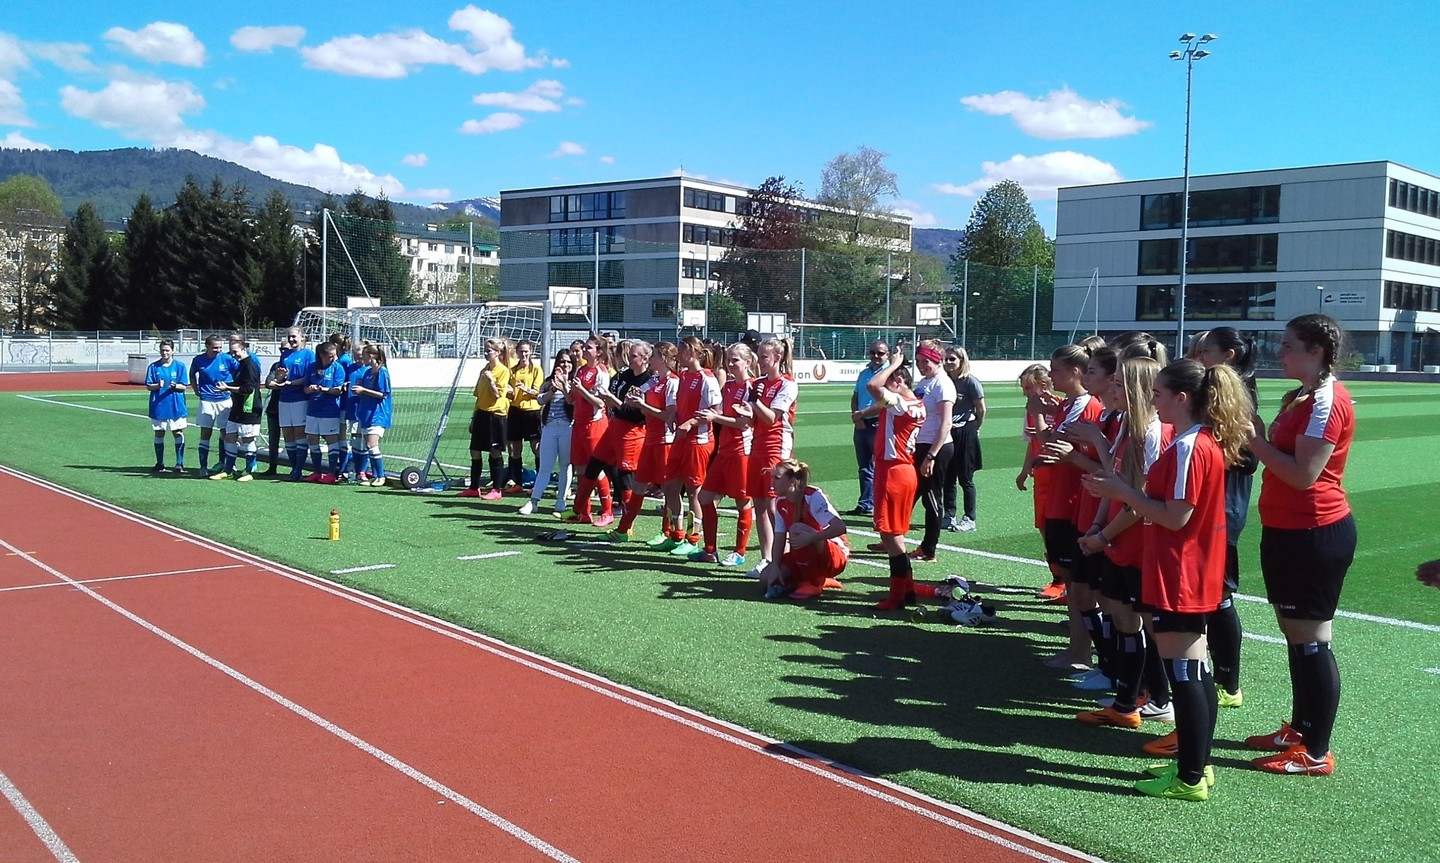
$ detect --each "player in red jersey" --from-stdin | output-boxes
[582,340,654,533]
[1245,315,1356,777]
[737,336,799,580]
[1015,363,1059,546]
[660,337,722,555]
[762,459,849,601]
[1084,358,1252,801]
[622,342,680,543]
[567,335,614,524]
[692,344,757,565]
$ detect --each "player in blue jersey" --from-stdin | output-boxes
[303,341,347,483]
[212,335,263,481]
[350,344,394,487]
[190,334,239,476]
[342,342,370,482]
[270,327,316,480]
[145,339,189,472]
[330,332,361,478]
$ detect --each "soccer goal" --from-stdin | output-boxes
[291,302,553,489]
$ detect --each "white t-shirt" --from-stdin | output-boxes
[912,372,956,445]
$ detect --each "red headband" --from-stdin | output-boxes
[916,346,943,363]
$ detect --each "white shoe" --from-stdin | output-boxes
[744,559,771,580]
[518,500,536,515]
[720,552,746,567]
[1072,669,1113,691]
[1138,700,1176,722]
[957,517,977,532]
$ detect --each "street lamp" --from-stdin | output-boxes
[1170,32,1217,357]
[1316,285,1326,313]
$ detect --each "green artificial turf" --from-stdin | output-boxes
[1,381,1438,863]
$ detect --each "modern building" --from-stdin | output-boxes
[1054,161,1440,369]
[498,176,911,333]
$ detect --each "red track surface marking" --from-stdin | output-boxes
[0,467,1101,863]
[0,371,131,392]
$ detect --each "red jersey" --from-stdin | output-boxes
[1258,377,1354,530]
[715,379,755,457]
[1141,424,1228,613]
[1074,410,1122,531]
[672,368,722,445]
[874,391,925,466]
[1044,393,1103,521]
[776,486,851,557]
[570,363,610,427]
[1104,415,1172,569]
[752,374,798,460]
[640,372,678,445]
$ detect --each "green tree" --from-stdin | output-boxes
[158,176,210,327]
[53,203,119,330]
[817,146,899,243]
[954,179,1053,269]
[254,190,302,326]
[120,194,170,329]
[804,243,891,326]
[722,176,810,318]
[309,190,415,307]
[439,212,501,245]
[0,174,64,218]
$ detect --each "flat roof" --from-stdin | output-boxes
[1057,159,1440,194]
[500,175,752,197]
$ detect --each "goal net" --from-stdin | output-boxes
[789,322,917,362]
[291,302,550,488]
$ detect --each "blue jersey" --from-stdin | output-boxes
[354,366,393,429]
[278,347,316,404]
[345,364,368,421]
[190,352,238,402]
[146,359,188,421]
[307,361,347,418]
[339,353,362,418]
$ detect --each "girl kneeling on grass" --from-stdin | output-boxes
[761,459,849,600]
[1082,358,1251,801]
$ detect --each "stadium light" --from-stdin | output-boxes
[1172,32,1218,357]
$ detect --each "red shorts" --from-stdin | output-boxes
[665,436,714,488]
[702,450,750,500]
[594,421,645,472]
[569,418,607,468]
[873,461,917,537]
[635,439,671,486]
[747,449,783,500]
[782,540,849,589]
[1031,468,1053,531]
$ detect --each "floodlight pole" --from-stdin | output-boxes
[1172,32,1217,357]
[592,230,600,333]
[467,221,475,304]
[961,259,969,347]
[704,241,711,339]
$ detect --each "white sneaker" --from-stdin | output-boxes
[719,552,746,567]
[1138,700,1176,722]
[957,517,977,532]
[518,500,536,515]
[744,559,771,580]
[1072,669,1113,691]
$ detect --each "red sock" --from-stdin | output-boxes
[597,475,612,516]
[619,490,646,531]
[701,501,719,554]
[575,477,595,520]
[735,506,753,555]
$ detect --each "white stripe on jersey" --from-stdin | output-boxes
[1170,423,1204,501]
[1304,377,1336,439]
[1055,393,1092,433]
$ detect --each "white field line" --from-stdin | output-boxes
[1425,668,1440,675]
[0,564,245,593]
[0,767,80,863]
[0,465,1104,863]
[458,551,522,561]
[17,393,148,420]
[330,564,396,575]
[0,536,581,863]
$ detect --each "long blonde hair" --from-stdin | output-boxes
[1158,359,1253,467]
[1118,357,1162,488]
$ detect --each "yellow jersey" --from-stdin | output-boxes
[473,362,511,414]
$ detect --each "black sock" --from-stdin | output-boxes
[1142,632,1171,707]
[507,456,521,485]
[888,552,912,581]
[470,458,483,490]
[488,454,505,489]
[1113,630,1146,711]
[1294,641,1340,756]
[1209,596,1242,694]
[1082,609,1116,682]
[1164,658,1216,786]
[1287,643,1308,730]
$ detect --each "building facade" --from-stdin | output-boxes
[394,226,498,305]
[498,176,911,334]
[1054,161,1440,369]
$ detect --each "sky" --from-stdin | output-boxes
[3,2,1439,232]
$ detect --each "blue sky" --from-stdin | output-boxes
[3,2,1438,232]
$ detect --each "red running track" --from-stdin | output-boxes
[0,465,1101,863]
[0,371,132,392]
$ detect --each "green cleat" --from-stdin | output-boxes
[1217,687,1244,709]
[604,529,633,543]
[1143,762,1216,788]
[668,540,698,556]
[1135,771,1209,801]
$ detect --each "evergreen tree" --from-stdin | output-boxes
[120,194,169,329]
[53,203,118,330]
[159,176,210,327]
[255,190,302,326]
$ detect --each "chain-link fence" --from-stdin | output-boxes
[0,329,291,372]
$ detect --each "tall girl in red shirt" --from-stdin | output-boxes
[660,337,722,555]
[568,335,614,523]
[738,337,799,578]
[1084,359,1252,801]
[692,344,757,565]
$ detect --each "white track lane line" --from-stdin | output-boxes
[0,564,245,593]
[329,564,396,575]
[0,767,80,863]
[0,465,1102,863]
[0,536,581,863]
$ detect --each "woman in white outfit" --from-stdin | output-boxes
[521,348,576,516]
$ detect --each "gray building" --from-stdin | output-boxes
[1054,161,1440,369]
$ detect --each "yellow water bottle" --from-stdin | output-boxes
[328,508,341,541]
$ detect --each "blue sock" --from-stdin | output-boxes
[153,439,165,466]
[244,445,258,474]
[199,441,211,471]
[309,445,322,472]
[372,454,384,479]
[337,442,354,476]
[328,447,341,475]
[354,450,370,478]
[288,443,304,476]
[174,435,185,468]
[222,443,236,472]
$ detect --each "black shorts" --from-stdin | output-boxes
[1223,543,1240,595]
[506,409,542,443]
[1260,514,1357,622]
[469,411,507,453]
[1100,558,1143,607]
[1151,610,1209,634]
[1043,519,1079,571]
[1073,543,1106,587]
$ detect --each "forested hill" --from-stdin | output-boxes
[0,147,456,224]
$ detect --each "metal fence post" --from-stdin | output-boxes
[1031,265,1039,359]
[798,248,806,327]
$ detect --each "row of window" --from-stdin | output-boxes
[683,188,745,215]
[549,191,628,223]
[1386,229,1440,266]
[548,227,625,256]
[1138,234,1279,276]
[682,224,737,247]
[1384,280,1440,313]
[1135,282,1276,321]
[1140,186,1281,230]
[680,259,723,280]
[1389,179,1440,219]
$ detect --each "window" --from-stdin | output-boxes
[548,191,627,222]
[683,188,734,213]
[548,226,626,256]
[444,244,454,254]
[1390,179,1440,219]
[681,259,721,280]
[598,295,625,321]
[1140,186,1281,230]
[1138,235,1278,275]
[1387,229,1440,265]
[1136,282,1276,321]
[652,299,676,318]
[548,260,624,289]
[681,223,735,247]
[1384,280,1440,312]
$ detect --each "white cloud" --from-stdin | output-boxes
[0,79,32,126]
[231,26,306,53]
[166,129,408,197]
[934,151,1123,201]
[472,78,565,112]
[61,77,206,137]
[25,41,96,73]
[459,112,523,134]
[402,152,428,167]
[961,87,1150,140]
[407,187,452,201]
[302,7,543,78]
[0,34,29,75]
[1,130,49,150]
[103,22,206,68]
[598,155,614,165]
[549,141,585,157]
[891,199,937,227]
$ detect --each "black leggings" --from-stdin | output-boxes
[942,424,980,522]
[584,456,634,495]
[918,441,953,555]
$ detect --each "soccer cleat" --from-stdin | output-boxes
[847,506,873,516]
[668,540,698,556]
[562,514,593,525]
[1135,772,1209,801]
[651,536,682,551]
[744,560,770,580]
[1217,687,1244,709]
[1139,700,1176,722]
[208,471,230,481]
[1251,745,1334,776]
[1072,669,1113,691]
[592,512,615,528]
[957,516,977,532]
[865,542,887,553]
[789,584,822,600]
[940,515,957,531]
[1142,731,1179,757]
[318,473,339,484]
[1144,762,1216,788]
[1076,705,1142,729]
[151,464,166,473]
[763,583,792,600]
[482,489,502,501]
[457,488,481,498]
[518,501,536,515]
[1036,582,1067,600]
[369,477,387,487]
[687,549,718,564]
[719,552,746,567]
[303,473,322,483]
[908,549,936,562]
[235,473,253,483]
[1244,722,1304,752]
[604,529,632,543]
[644,532,671,548]
[503,483,527,495]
